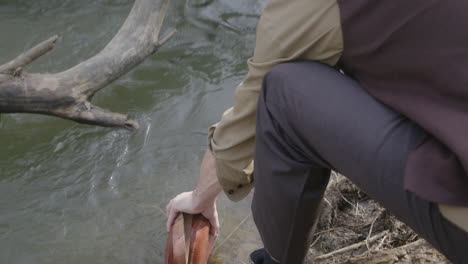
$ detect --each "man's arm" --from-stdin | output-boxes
[166,0,343,231]
[166,149,221,234]
[209,0,343,201]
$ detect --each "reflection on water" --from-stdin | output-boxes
[0,0,266,263]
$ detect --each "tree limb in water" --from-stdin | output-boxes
[0,0,175,130]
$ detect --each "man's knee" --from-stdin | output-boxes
[263,62,309,98]
[260,62,303,114]
[262,61,336,110]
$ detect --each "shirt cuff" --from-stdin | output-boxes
[208,124,254,201]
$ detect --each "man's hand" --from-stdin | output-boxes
[165,191,219,234]
[165,149,222,235]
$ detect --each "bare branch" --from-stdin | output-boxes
[314,231,389,262]
[154,0,171,44]
[0,74,11,83]
[0,35,58,74]
[57,0,172,98]
[55,101,139,130]
[158,29,177,48]
[0,0,174,129]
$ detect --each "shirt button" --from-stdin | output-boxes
[228,189,235,195]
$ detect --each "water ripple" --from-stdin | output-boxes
[0,0,265,263]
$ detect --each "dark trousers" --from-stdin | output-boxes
[251,61,468,264]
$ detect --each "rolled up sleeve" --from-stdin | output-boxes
[209,0,343,201]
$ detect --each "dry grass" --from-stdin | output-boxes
[306,172,450,264]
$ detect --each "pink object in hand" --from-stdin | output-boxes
[165,213,215,264]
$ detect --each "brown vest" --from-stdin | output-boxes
[338,0,468,205]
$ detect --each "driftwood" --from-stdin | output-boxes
[0,0,175,129]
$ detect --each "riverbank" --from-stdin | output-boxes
[306,172,449,264]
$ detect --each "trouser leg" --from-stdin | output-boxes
[252,61,468,264]
[252,94,331,263]
[252,62,333,263]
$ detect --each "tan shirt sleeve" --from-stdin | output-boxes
[209,0,343,201]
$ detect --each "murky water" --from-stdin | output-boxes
[0,0,266,263]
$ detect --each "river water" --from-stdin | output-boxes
[0,0,266,263]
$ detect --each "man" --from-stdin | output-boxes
[166,0,468,263]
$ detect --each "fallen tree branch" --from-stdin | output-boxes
[0,0,175,129]
[314,231,389,262]
[0,35,58,74]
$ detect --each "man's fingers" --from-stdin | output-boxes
[212,211,220,235]
[208,216,219,235]
[167,207,178,232]
[166,213,173,232]
[205,205,219,236]
[166,200,172,217]
[165,199,174,232]
[211,220,219,235]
